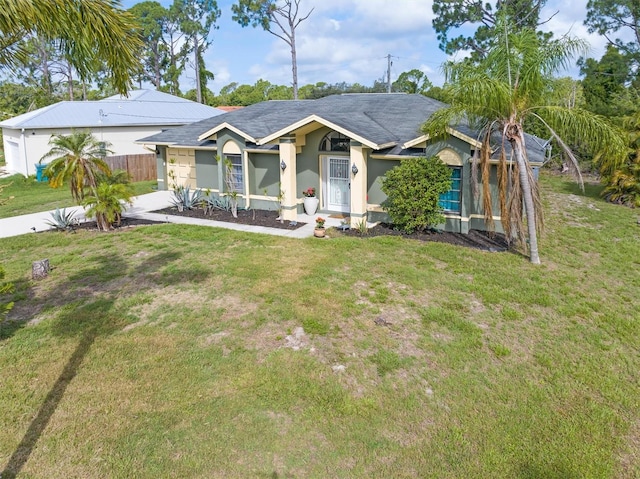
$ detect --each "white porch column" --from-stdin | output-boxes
[349,141,368,228]
[279,135,298,221]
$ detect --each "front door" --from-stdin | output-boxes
[326,157,350,213]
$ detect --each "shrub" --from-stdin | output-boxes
[381,156,452,233]
[0,265,14,318]
[83,182,134,231]
[96,168,131,185]
[602,159,640,208]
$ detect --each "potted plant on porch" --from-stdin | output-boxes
[314,216,326,237]
[302,187,319,215]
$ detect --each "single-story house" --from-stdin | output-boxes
[1,89,225,177]
[138,93,548,233]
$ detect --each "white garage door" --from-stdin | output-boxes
[5,140,20,173]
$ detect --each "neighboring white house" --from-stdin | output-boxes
[0,90,225,176]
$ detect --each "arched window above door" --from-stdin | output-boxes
[319,131,350,152]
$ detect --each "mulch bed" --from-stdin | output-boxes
[156,207,509,251]
[339,223,511,252]
[62,206,509,252]
[154,207,304,230]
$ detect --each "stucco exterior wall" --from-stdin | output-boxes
[195,150,219,190]
[249,153,280,197]
[2,125,172,177]
[296,126,331,206]
[151,123,507,234]
[157,147,167,190]
[363,137,508,233]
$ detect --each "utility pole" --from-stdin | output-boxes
[386,54,392,93]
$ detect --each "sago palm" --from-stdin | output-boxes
[83,182,134,231]
[423,22,627,264]
[41,132,113,203]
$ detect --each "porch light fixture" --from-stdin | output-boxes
[351,163,358,175]
[280,160,287,171]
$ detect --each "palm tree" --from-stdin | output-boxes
[83,182,134,231]
[0,0,141,94]
[41,132,113,203]
[423,23,627,264]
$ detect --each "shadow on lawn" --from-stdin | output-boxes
[0,250,202,478]
[558,179,604,200]
[0,279,32,341]
[518,460,582,479]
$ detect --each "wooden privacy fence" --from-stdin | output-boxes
[104,154,157,182]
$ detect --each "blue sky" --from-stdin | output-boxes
[122,0,612,95]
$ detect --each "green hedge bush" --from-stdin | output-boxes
[381,156,452,233]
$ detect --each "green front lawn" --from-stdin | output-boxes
[0,174,638,478]
[0,175,156,218]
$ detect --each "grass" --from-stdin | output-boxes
[0,175,156,218]
[0,173,639,478]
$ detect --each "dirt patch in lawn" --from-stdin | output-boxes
[54,217,166,233]
[154,206,305,230]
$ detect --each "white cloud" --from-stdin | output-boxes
[246,0,445,87]
[201,0,619,93]
[540,0,607,58]
[210,64,232,92]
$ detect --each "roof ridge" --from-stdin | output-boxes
[361,110,400,143]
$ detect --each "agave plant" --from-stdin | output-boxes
[170,186,203,212]
[202,192,232,214]
[45,207,78,231]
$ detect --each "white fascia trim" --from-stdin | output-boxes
[134,140,175,146]
[197,122,256,143]
[468,214,502,221]
[256,114,381,150]
[402,128,482,149]
[370,154,413,160]
[171,145,218,151]
[244,148,279,154]
[402,134,429,149]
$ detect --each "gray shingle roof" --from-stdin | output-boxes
[0,89,225,129]
[138,93,547,162]
[140,94,443,146]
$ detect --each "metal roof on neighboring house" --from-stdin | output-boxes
[0,90,225,130]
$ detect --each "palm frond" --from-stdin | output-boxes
[421,105,468,139]
[0,0,142,94]
[481,131,494,231]
[533,106,627,175]
[497,149,509,234]
[506,161,525,247]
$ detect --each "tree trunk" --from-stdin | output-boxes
[512,139,541,264]
[290,29,298,100]
[154,45,161,89]
[67,62,74,101]
[32,259,50,280]
[194,36,202,103]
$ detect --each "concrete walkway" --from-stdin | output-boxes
[0,190,347,239]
